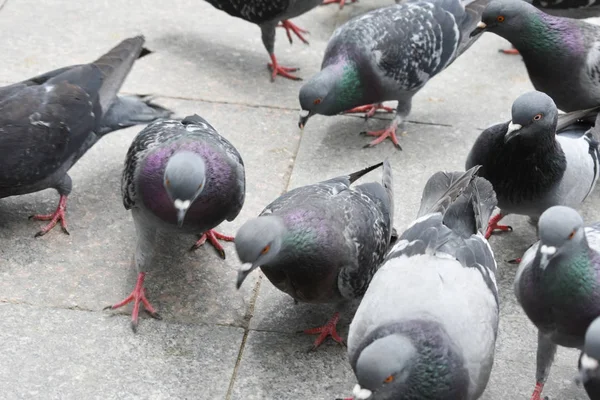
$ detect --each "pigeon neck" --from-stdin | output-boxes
[510,12,583,59]
[325,60,365,111]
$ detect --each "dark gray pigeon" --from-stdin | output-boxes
[578,317,600,400]
[235,160,394,350]
[203,0,322,81]
[471,0,600,110]
[105,114,245,331]
[298,0,489,149]
[346,166,499,400]
[465,91,600,239]
[514,206,600,400]
[0,36,172,237]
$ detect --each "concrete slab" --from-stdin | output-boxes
[0,303,244,400]
[0,98,299,328]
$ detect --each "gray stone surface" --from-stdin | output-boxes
[0,0,597,399]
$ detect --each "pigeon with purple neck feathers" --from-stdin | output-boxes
[346,166,499,400]
[104,114,245,331]
[298,0,489,149]
[465,91,600,239]
[514,206,600,400]
[203,0,323,81]
[471,0,600,111]
[0,36,172,238]
[235,160,394,350]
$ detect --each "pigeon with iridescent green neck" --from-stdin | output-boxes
[298,0,489,149]
[235,160,394,350]
[471,0,600,111]
[514,206,600,400]
[346,166,499,400]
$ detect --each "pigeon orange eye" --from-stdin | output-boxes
[384,375,394,383]
[533,114,542,121]
[313,98,322,105]
[568,230,576,240]
[165,179,170,186]
[497,15,505,22]
[261,245,271,255]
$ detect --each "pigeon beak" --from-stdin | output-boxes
[576,353,600,385]
[470,21,487,37]
[236,263,259,289]
[538,244,557,270]
[174,199,191,227]
[298,109,312,129]
[504,121,523,143]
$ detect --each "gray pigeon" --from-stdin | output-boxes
[578,317,600,400]
[0,36,172,237]
[298,0,489,149]
[465,91,600,239]
[203,0,323,81]
[105,114,245,331]
[514,206,600,400]
[470,0,600,111]
[346,166,499,400]
[235,160,394,350]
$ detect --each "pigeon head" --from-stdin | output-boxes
[504,91,558,144]
[536,206,585,269]
[235,216,287,289]
[352,334,417,399]
[578,317,600,385]
[470,0,537,40]
[298,63,363,128]
[163,151,207,227]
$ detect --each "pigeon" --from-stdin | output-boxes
[345,166,499,400]
[578,317,600,400]
[471,0,600,111]
[203,0,323,81]
[465,91,600,239]
[235,160,394,350]
[104,114,245,331]
[514,206,600,400]
[298,0,489,149]
[0,36,172,237]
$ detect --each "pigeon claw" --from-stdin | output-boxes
[322,0,358,9]
[303,312,346,351]
[361,124,403,150]
[278,20,309,45]
[268,54,301,82]
[104,272,160,333]
[345,103,395,120]
[191,229,234,259]
[530,382,544,400]
[507,257,522,265]
[30,194,70,237]
[485,213,512,239]
[500,47,520,55]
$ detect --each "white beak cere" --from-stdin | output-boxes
[240,262,253,272]
[476,21,487,29]
[505,121,523,136]
[352,384,373,400]
[299,109,310,118]
[174,199,191,211]
[581,353,599,370]
[540,245,557,256]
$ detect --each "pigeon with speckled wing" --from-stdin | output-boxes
[471,0,600,108]
[235,160,394,350]
[104,114,245,332]
[466,91,600,239]
[0,36,172,238]
[203,0,322,81]
[346,166,499,400]
[298,0,489,149]
[514,206,600,400]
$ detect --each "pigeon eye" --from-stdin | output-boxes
[313,98,322,105]
[165,179,170,186]
[533,114,542,121]
[261,245,271,255]
[497,15,505,22]
[568,230,576,240]
[384,375,394,383]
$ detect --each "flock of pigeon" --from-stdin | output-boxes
[5,0,600,399]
